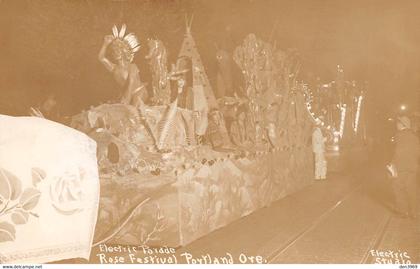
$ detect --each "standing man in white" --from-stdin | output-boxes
[312,118,327,180]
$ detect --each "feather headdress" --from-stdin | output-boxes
[110,24,140,63]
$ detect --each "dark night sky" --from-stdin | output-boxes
[0,0,419,121]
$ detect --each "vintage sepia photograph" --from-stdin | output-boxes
[0,0,419,267]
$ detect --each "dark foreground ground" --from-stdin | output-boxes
[169,157,419,264]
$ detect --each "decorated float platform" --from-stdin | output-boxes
[95,144,312,247]
[0,13,369,263]
[70,101,314,247]
[68,22,364,249]
[96,148,312,246]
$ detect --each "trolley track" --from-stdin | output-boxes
[359,213,392,264]
[266,182,364,263]
[265,177,395,264]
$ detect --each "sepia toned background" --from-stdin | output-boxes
[0,0,419,122]
[0,0,419,264]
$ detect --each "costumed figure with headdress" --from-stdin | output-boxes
[98,24,147,106]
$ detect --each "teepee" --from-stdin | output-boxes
[177,16,218,110]
[177,16,232,147]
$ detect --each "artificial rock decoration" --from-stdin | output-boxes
[71,103,196,174]
[232,34,313,150]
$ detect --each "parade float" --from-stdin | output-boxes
[69,23,319,248]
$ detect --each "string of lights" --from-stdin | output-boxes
[354,95,363,133]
